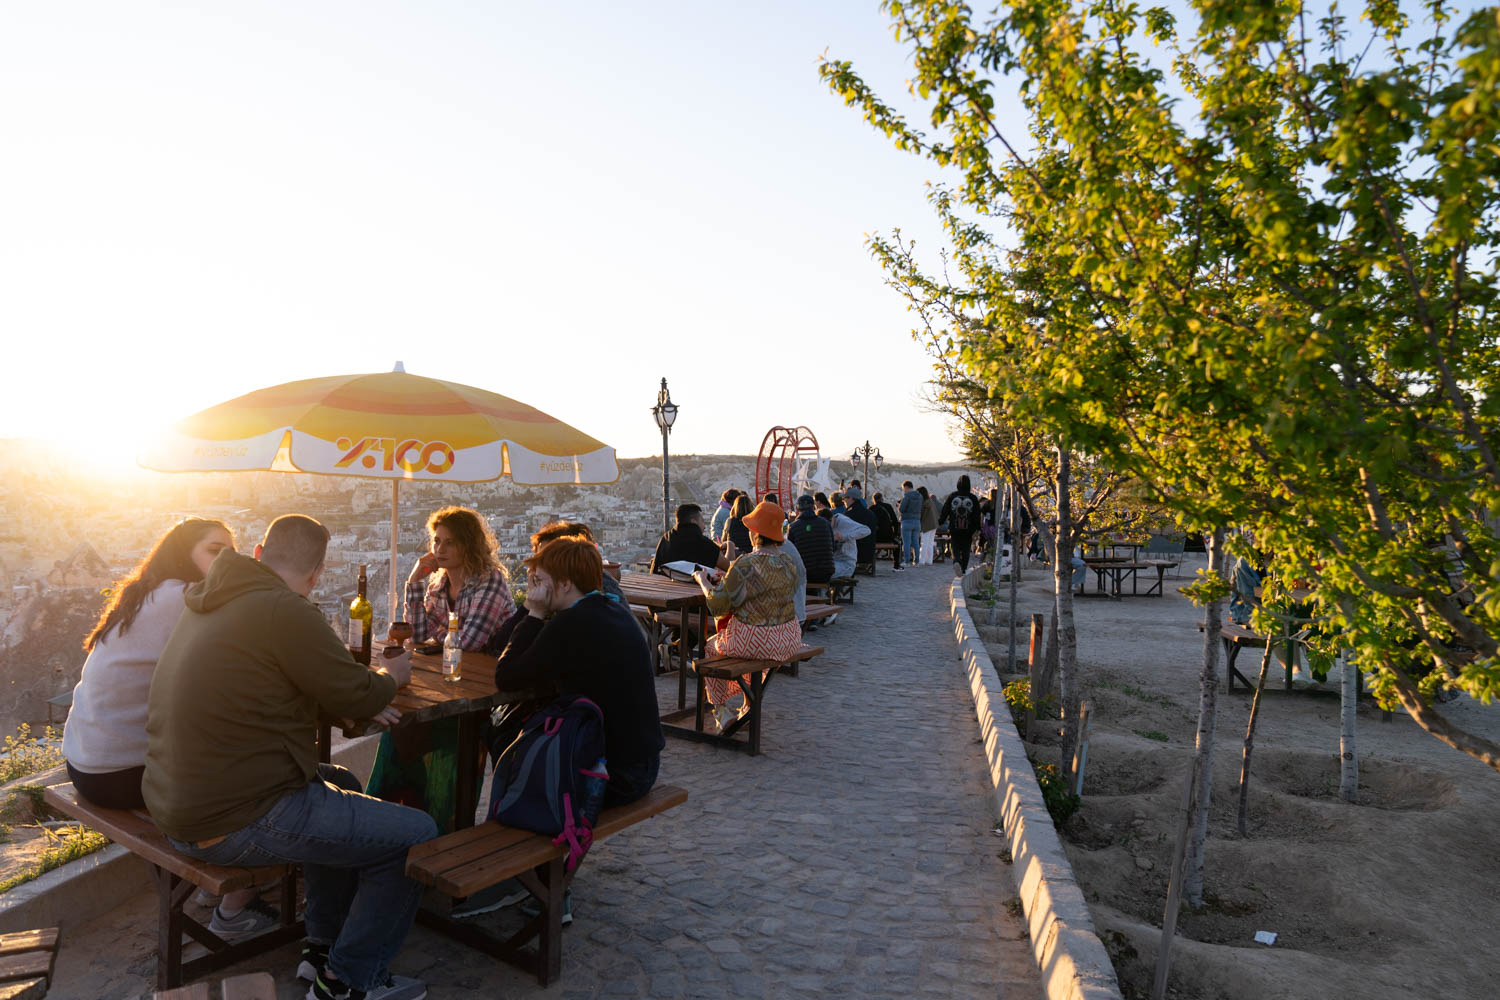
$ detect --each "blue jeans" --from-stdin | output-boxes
[168,764,438,991]
[901,520,922,566]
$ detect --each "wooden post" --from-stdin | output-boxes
[1070,700,1093,795]
[1024,613,1045,739]
[1153,755,1201,1000]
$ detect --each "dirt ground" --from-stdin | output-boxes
[974,556,1500,1000]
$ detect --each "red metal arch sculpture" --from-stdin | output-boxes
[755,426,820,505]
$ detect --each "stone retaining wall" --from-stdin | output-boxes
[949,580,1123,1000]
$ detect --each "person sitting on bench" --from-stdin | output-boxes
[490,536,665,924]
[691,502,804,732]
[649,503,731,576]
[827,493,871,579]
[787,494,835,585]
[143,515,434,1000]
[63,517,275,935]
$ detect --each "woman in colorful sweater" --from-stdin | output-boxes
[692,502,803,732]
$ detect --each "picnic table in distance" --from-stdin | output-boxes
[620,571,709,711]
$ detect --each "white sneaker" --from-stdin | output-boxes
[209,897,280,937]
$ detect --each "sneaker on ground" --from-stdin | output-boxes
[519,888,573,926]
[451,878,530,918]
[208,896,280,937]
[191,888,220,908]
[306,972,427,1000]
[297,941,330,981]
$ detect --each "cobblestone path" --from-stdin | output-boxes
[51,563,1040,999]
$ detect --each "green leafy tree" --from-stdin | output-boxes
[825,0,1500,782]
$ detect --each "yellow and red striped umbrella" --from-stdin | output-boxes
[139,369,617,485]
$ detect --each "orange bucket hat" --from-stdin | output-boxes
[741,501,786,543]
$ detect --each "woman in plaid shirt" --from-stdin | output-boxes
[369,506,513,832]
[403,506,515,650]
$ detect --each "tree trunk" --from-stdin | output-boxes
[1339,651,1359,802]
[1236,642,1276,836]
[1054,445,1080,772]
[1007,484,1020,673]
[1183,526,1227,909]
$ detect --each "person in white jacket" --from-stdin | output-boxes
[828,492,872,578]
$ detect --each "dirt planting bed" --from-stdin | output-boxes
[977,561,1500,1000]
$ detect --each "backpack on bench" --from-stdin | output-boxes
[487,695,608,873]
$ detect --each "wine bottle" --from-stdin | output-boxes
[348,564,373,665]
[442,612,462,682]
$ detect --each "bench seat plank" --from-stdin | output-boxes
[408,785,688,898]
[42,784,291,896]
[0,931,57,959]
[42,784,302,991]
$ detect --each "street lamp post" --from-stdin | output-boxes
[850,440,882,495]
[651,378,678,533]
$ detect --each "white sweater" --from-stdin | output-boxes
[62,580,187,773]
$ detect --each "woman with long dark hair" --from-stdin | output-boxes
[62,518,280,936]
[725,494,754,557]
[65,517,234,808]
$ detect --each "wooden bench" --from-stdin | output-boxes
[1219,623,1302,692]
[660,644,824,755]
[0,928,60,999]
[802,603,839,631]
[406,785,688,987]
[874,542,900,562]
[806,580,856,605]
[41,784,302,991]
[155,971,276,1000]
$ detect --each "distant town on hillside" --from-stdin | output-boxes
[0,443,985,735]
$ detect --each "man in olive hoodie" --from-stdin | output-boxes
[144,515,434,1000]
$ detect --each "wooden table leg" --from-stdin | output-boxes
[454,711,479,831]
[677,607,690,710]
[535,857,565,986]
[748,671,763,757]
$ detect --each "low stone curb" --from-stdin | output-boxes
[949,580,1123,1000]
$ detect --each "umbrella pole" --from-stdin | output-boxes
[389,479,401,626]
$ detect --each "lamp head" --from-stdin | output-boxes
[652,378,678,432]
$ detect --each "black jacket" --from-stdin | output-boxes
[494,594,664,769]
[845,499,877,563]
[872,501,899,543]
[786,512,836,583]
[940,489,980,534]
[726,517,752,555]
[650,524,722,575]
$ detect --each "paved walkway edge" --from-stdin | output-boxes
[949,580,1123,1000]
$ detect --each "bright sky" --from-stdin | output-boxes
[0,0,1014,474]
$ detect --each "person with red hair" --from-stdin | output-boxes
[494,537,663,807]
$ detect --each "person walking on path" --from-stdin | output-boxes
[940,475,980,575]
[898,480,924,568]
[918,486,940,564]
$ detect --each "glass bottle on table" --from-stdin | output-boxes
[348,564,372,666]
[442,611,462,682]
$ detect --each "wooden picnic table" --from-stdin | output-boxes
[318,649,504,832]
[620,571,710,712]
[1080,558,1171,598]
